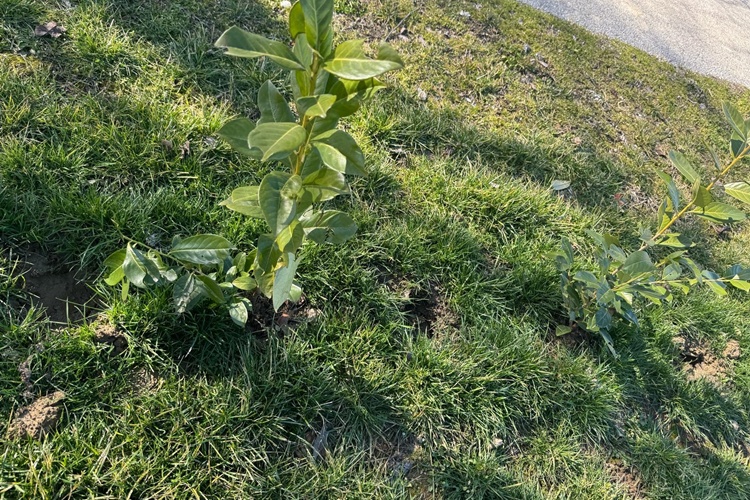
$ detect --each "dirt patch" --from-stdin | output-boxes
[14,248,96,323]
[673,336,740,385]
[8,391,65,440]
[92,318,128,356]
[246,293,321,337]
[398,282,460,336]
[129,366,163,396]
[605,458,644,499]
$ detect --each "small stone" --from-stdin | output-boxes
[417,88,428,101]
[458,10,471,17]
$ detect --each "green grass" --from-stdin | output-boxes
[2,0,750,497]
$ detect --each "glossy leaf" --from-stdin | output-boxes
[300,0,333,55]
[723,102,747,140]
[169,234,233,265]
[289,1,305,39]
[690,202,746,223]
[228,299,249,326]
[259,172,301,235]
[323,40,403,80]
[173,273,204,313]
[258,81,295,124]
[302,167,349,202]
[668,151,700,185]
[300,210,357,244]
[297,94,337,118]
[216,117,259,158]
[215,26,304,70]
[220,185,263,218]
[622,251,656,276]
[195,275,226,304]
[313,129,366,175]
[273,252,300,311]
[123,244,160,288]
[248,122,307,162]
[724,182,750,205]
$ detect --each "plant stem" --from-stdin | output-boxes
[293,54,321,176]
[640,144,750,250]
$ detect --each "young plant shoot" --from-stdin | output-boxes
[555,103,750,356]
[104,0,403,325]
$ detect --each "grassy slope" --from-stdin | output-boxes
[2,0,750,497]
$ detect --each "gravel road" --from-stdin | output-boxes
[518,0,750,88]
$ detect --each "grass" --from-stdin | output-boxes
[2,0,750,497]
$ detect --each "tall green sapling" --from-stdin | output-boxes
[104,0,403,325]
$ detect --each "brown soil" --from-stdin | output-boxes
[246,293,321,337]
[673,336,741,385]
[92,318,128,356]
[396,281,460,337]
[128,366,162,396]
[16,248,96,323]
[8,391,65,440]
[605,458,644,499]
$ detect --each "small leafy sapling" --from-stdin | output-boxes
[555,103,750,356]
[104,0,403,325]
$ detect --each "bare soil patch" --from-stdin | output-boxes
[8,391,65,440]
[605,458,644,499]
[15,248,96,323]
[92,318,128,356]
[674,336,741,385]
[395,281,460,337]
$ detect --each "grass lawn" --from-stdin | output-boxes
[2,0,750,497]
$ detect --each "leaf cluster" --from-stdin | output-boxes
[555,103,750,355]
[105,0,403,324]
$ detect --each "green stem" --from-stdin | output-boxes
[639,143,750,250]
[293,54,321,176]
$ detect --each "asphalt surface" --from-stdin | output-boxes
[518,0,750,88]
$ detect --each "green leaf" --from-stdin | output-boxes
[690,202,746,223]
[195,275,226,304]
[730,132,746,158]
[376,42,404,65]
[299,210,357,244]
[169,234,233,265]
[259,172,301,235]
[702,270,728,296]
[232,275,257,291]
[663,262,682,280]
[656,233,693,248]
[657,171,680,210]
[104,265,125,286]
[216,117,258,158]
[692,180,712,209]
[313,129,366,175]
[724,182,750,205]
[729,279,750,292]
[302,167,349,202]
[297,94,337,118]
[258,81,295,124]
[220,185,264,218]
[123,244,160,288]
[104,249,126,271]
[556,325,572,336]
[668,151,700,185]
[572,270,599,285]
[622,251,656,277]
[215,26,304,70]
[289,1,306,39]
[275,220,305,255]
[173,274,205,313]
[323,40,403,80]
[248,122,307,162]
[229,299,249,327]
[723,102,747,140]
[273,252,300,311]
[300,0,333,55]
